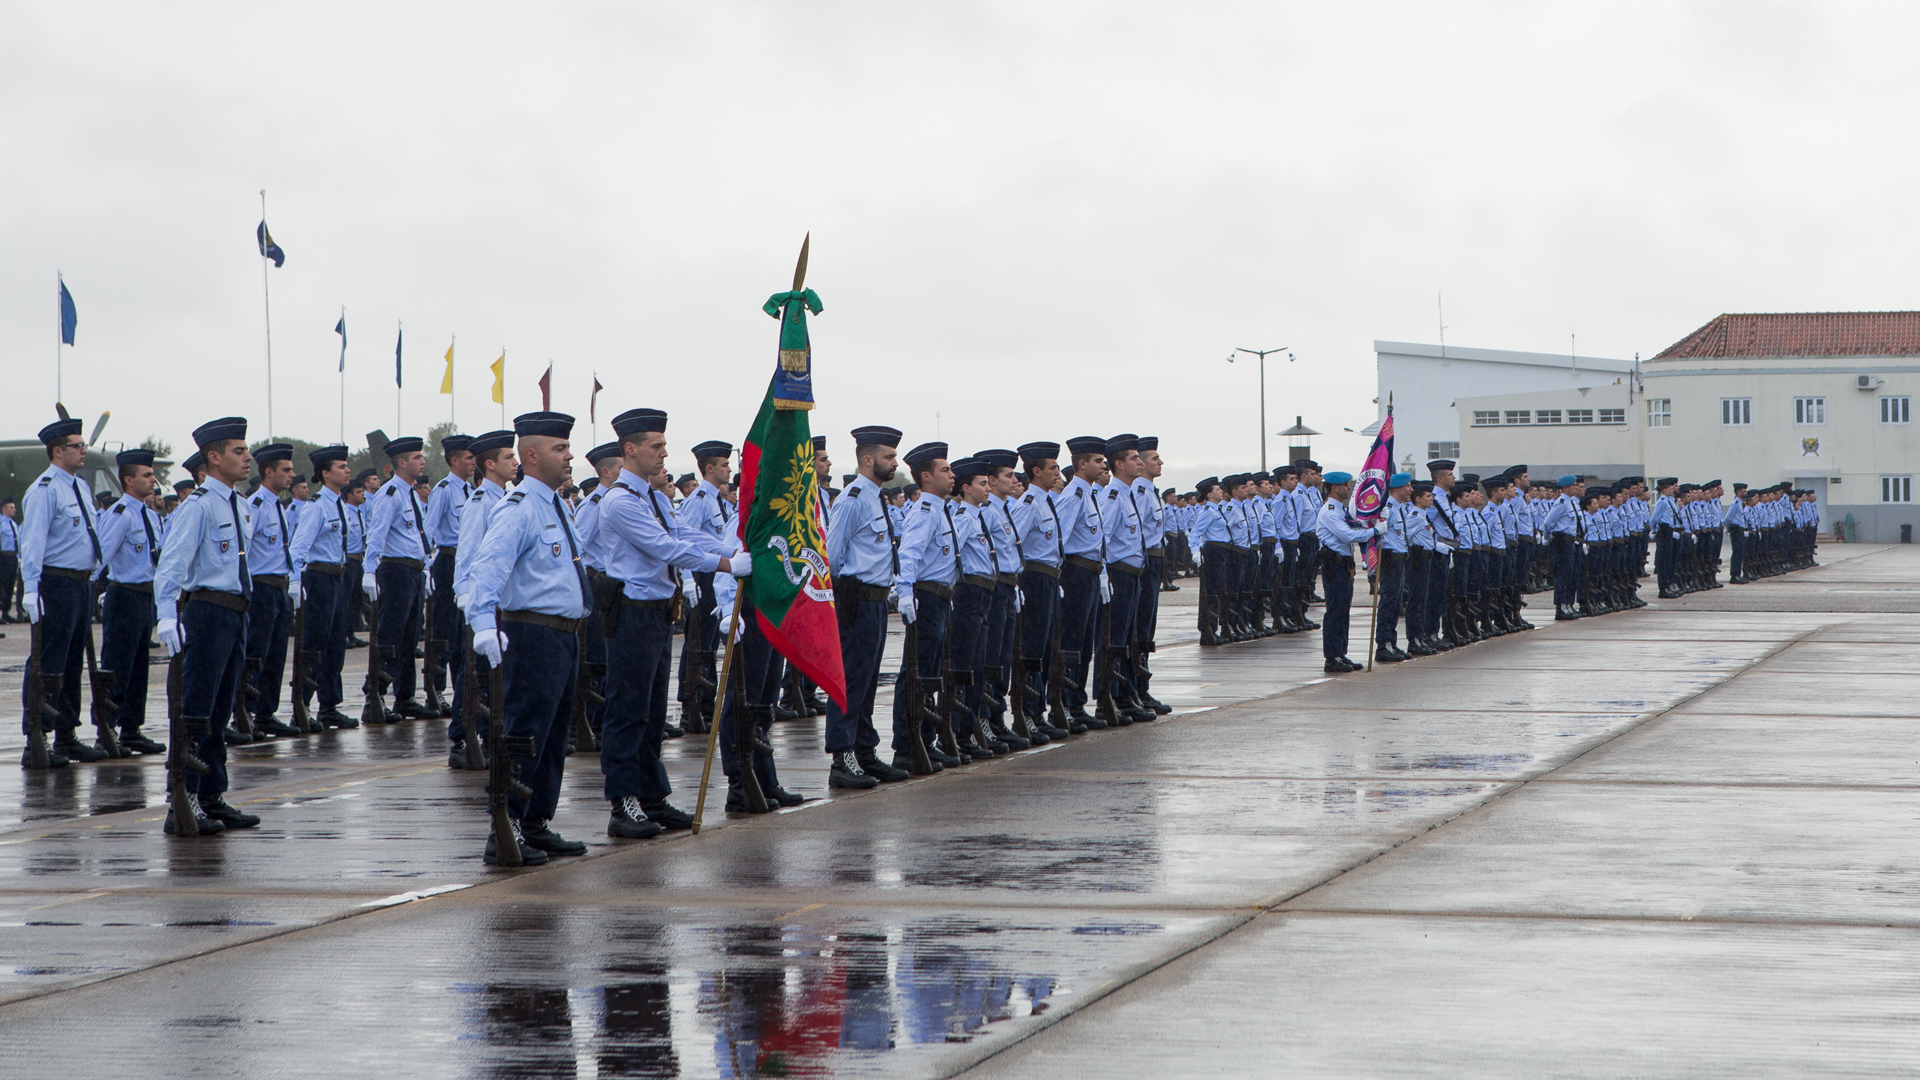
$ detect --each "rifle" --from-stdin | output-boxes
[900,620,935,775]
[460,624,486,770]
[165,649,209,836]
[1094,596,1118,725]
[84,588,121,758]
[681,585,713,735]
[423,573,447,716]
[1006,606,1039,744]
[570,626,600,753]
[362,592,388,725]
[730,653,771,815]
[23,622,51,769]
[1047,598,1071,730]
[232,659,258,741]
[290,599,312,732]
[936,655,962,759]
[486,657,532,866]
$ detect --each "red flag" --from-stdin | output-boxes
[538,363,552,411]
[1353,407,1395,571]
[590,374,603,422]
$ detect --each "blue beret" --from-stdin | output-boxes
[612,408,667,438]
[441,434,474,456]
[383,437,424,457]
[191,417,248,450]
[39,418,83,446]
[851,425,903,448]
[1389,472,1412,488]
[1556,475,1579,486]
[116,448,155,469]
[513,411,575,439]
[585,442,621,465]
[1323,471,1354,485]
[468,430,514,454]
[308,444,349,470]
[903,442,948,467]
[253,442,294,466]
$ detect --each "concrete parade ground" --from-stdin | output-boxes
[0,543,1915,1078]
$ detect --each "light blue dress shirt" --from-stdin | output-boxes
[893,492,960,590]
[453,479,506,600]
[1010,489,1064,567]
[1100,481,1146,569]
[96,494,163,586]
[426,474,471,550]
[599,470,720,601]
[246,488,293,576]
[465,476,591,634]
[154,476,255,614]
[574,489,609,572]
[984,494,1022,575]
[290,486,350,578]
[675,479,735,556]
[364,476,429,575]
[826,478,898,588]
[19,463,101,592]
[1315,496,1373,550]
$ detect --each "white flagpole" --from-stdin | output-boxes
[396,320,404,434]
[260,190,275,439]
[55,271,63,406]
[449,334,457,428]
[338,304,347,446]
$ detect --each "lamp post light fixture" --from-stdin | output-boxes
[1227,346,1293,471]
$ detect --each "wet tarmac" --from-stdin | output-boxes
[1,544,1915,1077]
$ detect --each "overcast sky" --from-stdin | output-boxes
[5,1,1913,490]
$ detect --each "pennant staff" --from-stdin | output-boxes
[589,372,603,448]
[1358,394,1395,670]
[335,306,347,445]
[489,350,506,427]
[56,272,77,405]
[257,190,286,437]
[441,336,456,426]
[394,320,404,432]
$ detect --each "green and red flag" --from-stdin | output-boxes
[734,236,846,707]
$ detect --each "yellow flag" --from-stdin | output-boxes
[439,340,454,395]
[490,353,505,404]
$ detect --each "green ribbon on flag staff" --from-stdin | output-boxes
[763,287,822,410]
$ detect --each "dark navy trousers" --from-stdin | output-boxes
[1101,567,1140,698]
[1553,534,1579,606]
[429,549,460,694]
[1017,570,1059,716]
[499,619,576,823]
[299,569,351,711]
[100,583,156,735]
[1058,563,1101,709]
[824,596,887,754]
[180,598,248,795]
[718,616,783,792]
[1375,551,1407,646]
[374,562,424,704]
[890,589,950,755]
[949,582,991,737]
[1319,553,1354,659]
[21,572,88,736]
[244,581,291,724]
[599,604,674,801]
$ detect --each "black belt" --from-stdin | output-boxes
[961,573,999,590]
[305,562,344,576]
[185,589,249,613]
[1260,538,1277,548]
[346,555,364,564]
[501,610,583,633]
[620,597,675,611]
[996,571,1020,586]
[836,580,892,603]
[252,573,290,591]
[382,556,425,570]
[436,545,456,556]
[914,581,954,600]
[1145,545,1164,557]
[1106,561,1144,577]
[1064,554,1103,574]
[1202,541,1235,554]
[110,581,154,594]
[43,566,90,581]
[1023,560,1061,579]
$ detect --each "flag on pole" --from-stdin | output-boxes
[490,354,505,404]
[1351,405,1395,571]
[734,240,844,708]
[589,375,603,422]
[256,221,285,267]
[335,312,346,371]
[58,275,77,346]
[440,340,454,394]
[538,363,552,411]
[394,325,403,387]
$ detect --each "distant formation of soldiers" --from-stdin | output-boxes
[12,415,1822,859]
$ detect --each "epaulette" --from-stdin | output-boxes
[36,476,51,486]
[468,489,486,502]
[846,484,861,499]
[385,486,398,496]
[111,503,126,515]
[695,490,708,498]
[436,478,449,488]
[251,493,265,505]
[1107,488,1118,499]
[918,501,931,511]
[1072,489,1083,498]
[505,491,527,504]
[1022,493,1034,503]
[589,492,603,503]
[188,487,207,499]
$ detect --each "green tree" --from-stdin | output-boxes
[141,435,174,486]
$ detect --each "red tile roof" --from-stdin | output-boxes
[1654,312,1920,359]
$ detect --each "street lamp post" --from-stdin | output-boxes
[1229,346,1292,471]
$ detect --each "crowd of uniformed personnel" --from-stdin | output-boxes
[11,414,1820,862]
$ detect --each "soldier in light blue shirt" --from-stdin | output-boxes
[463,411,603,865]
[976,448,1032,752]
[946,457,1004,757]
[890,442,962,767]
[1054,437,1112,726]
[1011,442,1070,738]
[1314,471,1382,673]
[289,446,357,731]
[152,418,264,835]
[674,439,735,737]
[360,438,434,719]
[96,448,167,756]
[1372,474,1416,662]
[823,426,910,785]
[1404,480,1440,652]
[1131,437,1176,711]
[441,432,516,760]
[424,434,475,715]
[16,417,108,766]
[1192,476,1233,646]
[239,443,303,739]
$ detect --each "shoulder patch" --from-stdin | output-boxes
[469,489,486,502]
[385,486,397,496]
[112,503,126,515]
[1072,489,1083,498]
[695,490,708,498]
[1022,493,1034,503]
[1107,489,1118,499]
[919,502,931,511]
[589,492,603,503]
[436,478,449,488]
[36,476,50,486]
[846,484,861,499]
[505,491,527,504]
[188,487,207,499]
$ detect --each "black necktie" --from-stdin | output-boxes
[141,508,160,567]
[275,499,290,568]
[940,502,961,573]
[881,492,900,577]
[334,495,347,560]
[1126,486,1148,556]
[409,490,429,556]
[642,488,685,601]
[980,505,999,567]
[1045,493,1063,560]
[229,492,252,600]
[72,479,102,565]
[554,494,593,613]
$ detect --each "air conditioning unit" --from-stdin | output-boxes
[1858,374,1879,390]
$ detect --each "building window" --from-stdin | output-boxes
[1794,397,1825,425]
[1648,398,1671,427]
[1567,409,1594,424]
[1504,410,1530,425]
[1536,410,1563,424]
[1883,476,1913,504]
[1599,408,1625,424]
[1427,441,1458,461]
[1882,396,1912,424]
[1722,398,1752,426]
[1472,411,1499,426]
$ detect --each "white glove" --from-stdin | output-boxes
[363,572,380,602]
[691,579,704,605]
[897,590,917,625]
[290,584,302,611]
[475,628,508,667]
[1012,589,1024,614]
[424,571,435,596]
[157,617,183,655]
[1098,570,1112,604]
[21,591,40,624]
[1373,521,1388,536]
[728,552,754,578]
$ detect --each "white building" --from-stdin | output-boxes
[1372,340,1635,474]
[1454,312,1920,541]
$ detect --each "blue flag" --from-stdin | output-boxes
[394,325,403,388]
[256,220,285,267]
[58,276,77,346]
[335,313,347,372]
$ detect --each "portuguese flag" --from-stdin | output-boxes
[735,294,846,708]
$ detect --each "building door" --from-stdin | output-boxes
[1792,476,1829,534]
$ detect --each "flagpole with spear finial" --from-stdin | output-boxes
[260,190,275,439]
[1365,392,1393,672]
[693,232,812,834]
